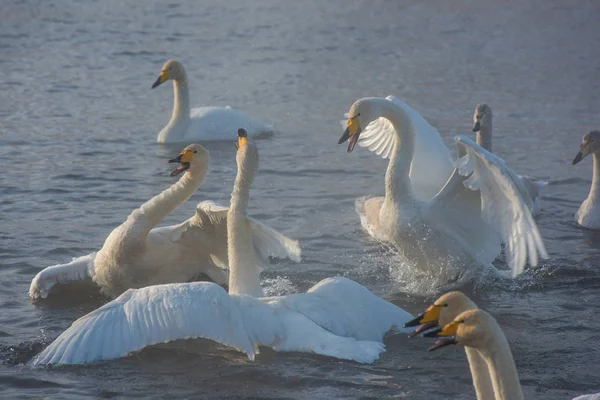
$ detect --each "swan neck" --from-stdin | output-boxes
[465,348,495,400]
[379,100,415,203]
[476,123,492,152]
[227,166,263,297]
[138,167,205,231]
[158,77,191,142]
[478,325,524,400]
[587,152,600,203]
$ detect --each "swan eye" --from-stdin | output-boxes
[443,303,448,307]
[193,150,198,154]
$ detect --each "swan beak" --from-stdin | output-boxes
[472,121,481,132]
[572,147,589,165]
[235,128,248,149]
[168,149,193,176]
[423,320,460,351]
[404,304,442,328]
[152,70,169,89]
[338,116,362,153]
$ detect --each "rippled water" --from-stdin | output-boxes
[2,0,600,398]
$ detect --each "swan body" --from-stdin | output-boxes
[32,132,413,366]
[472,104,547,216]
[29,143,300,299]
[339,97,547,277]
[152,59,273,143]
[404,292,494,400]
[572,130,600,230]
[426,308,524,400]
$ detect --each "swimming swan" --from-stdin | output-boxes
[29,141,300,299]
[152,59,273,143]
[425,308,524,400]
[404,292,494,400]
[472,104,547,216]
[338,97,548,277]
[572,130,600,230]
[31,132,414,366]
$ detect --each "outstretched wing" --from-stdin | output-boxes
[449,136,547,276]
[268,277,414,342]
[32,283,280,365]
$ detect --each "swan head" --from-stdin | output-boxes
[338,98,380,152]
[168,143,209,177]
[472,104,492,132]
[152,59,186,89]
[424,309,497,351]
[235,129,259,182]
[573,130,600,165]
[403,291,477,336]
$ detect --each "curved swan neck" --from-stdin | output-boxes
[587,152,600,204]
[477,323,524,400]
[476,122,492,152]
[227,161,263,297]
[158,76,191,143]
[465,348,495,400]
[375,99,415,203]
[137,167,205,231]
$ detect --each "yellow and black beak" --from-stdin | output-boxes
[235,128,248,150]
[472,120,481,132]
[572,145,590,165]
[338,115,362,153]
[423,320,460,351]
[168,149,193,176]
[152,70,169,89]
[404,304,443,337]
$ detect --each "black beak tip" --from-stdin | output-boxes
[168,156,181,163]
[423,328,442,338]
[151,77,162,89]
[238,128,248,138]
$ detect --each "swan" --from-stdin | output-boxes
[424,308,524,400]
[338,97,548,277]
[472,104,547,216]
[31,131,414,366]
[152,59,274,143]
[29,139,300,299]
[572,130,600,230]
[403,292,494,400]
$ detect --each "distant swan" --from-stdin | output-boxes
[338,97,547,278]
[29,140,300,299]
[472,104,547,216]
[572,130,600,230]
[152,59,273,143]
[32,132,413,366]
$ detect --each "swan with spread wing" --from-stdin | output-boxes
[31,131,414,366]
[29,140,300,299]
[338,97,548,278]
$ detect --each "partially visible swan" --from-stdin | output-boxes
[29,141,300,299]
[572,130,600,230]
[403,292,494,400]
[424,308,524,400]
[152,59,273,143]
[339,97,548,277]
[32,131,414,366]
[472,104,547,216]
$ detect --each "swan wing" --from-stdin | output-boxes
[452,136,547,276]
[268,277,413,341]
[343,96,454,199]
[31,282,280,365]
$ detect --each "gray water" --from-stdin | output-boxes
[1,0,600,398]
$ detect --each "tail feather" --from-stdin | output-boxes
[29,253,96,299]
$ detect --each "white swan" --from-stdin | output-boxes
[572,130,600,230]
[29,140,300,299]
[404,292,494,400]
[152,59,274,143]
[32,132,414,366]
[338,97,548,277]
[425,308,524,400]
[472,104,547,216]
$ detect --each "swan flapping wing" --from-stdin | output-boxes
[32,283,279,365]
[454,136,548,276]
[342,96,454,199]
[268,277,414,341]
